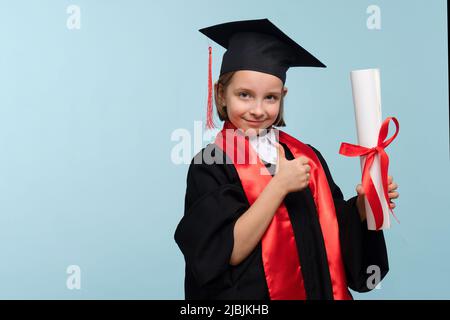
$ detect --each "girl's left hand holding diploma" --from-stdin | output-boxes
[355,175,399,222]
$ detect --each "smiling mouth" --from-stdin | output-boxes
[245,119,265,123]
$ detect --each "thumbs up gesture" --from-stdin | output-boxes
[273,142,311,194]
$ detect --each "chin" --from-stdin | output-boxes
[242,121,274,135]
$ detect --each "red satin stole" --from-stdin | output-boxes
[214,121,351,300]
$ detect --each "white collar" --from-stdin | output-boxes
[248,128,278,165]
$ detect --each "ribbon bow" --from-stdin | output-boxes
[339,117,400,230]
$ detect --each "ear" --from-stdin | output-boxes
[214,81,226,105]
[282,86,288,97]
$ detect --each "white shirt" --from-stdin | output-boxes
[248,128,279,165]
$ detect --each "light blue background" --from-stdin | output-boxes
[0,0,448,299]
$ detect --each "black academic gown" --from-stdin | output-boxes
[174,141,389,300]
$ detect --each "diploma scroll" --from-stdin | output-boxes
[352,69,388,230]
[340,68,399,231]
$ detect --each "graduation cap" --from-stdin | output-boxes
[199,18,326,129]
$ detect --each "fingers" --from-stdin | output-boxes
[388,191,399,199]
[359,175,399,209]
[292,157,310,182]
[387,175,399,208]
[305,173,310,183]
[304,164,311,173]
[297,156,309,165]
[296,157,310,176]
[304,166,311,180]
[388,182,398,192]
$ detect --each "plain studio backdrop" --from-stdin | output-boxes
[0,0,448,299]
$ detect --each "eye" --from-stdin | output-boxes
[266,95,279,101]
[239,92,250,99]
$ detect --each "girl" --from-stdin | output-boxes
[174,18,399,300]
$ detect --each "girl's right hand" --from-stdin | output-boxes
[273,142,311,194]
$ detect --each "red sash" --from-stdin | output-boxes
[214,121,351,300]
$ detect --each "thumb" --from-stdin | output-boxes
[356,184,365,196]
[275,142,286,160]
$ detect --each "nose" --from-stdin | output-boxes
[249,102,265,119]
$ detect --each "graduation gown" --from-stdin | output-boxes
[174,141,389,300]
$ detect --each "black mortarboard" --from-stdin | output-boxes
[199,18,326,129]
[200,18,326,83]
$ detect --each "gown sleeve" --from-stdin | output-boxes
[174,145,250,289]
[307,144,389,293]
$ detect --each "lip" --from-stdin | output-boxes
[244,119,265,123]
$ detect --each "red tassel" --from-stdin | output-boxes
[206,46,215,129]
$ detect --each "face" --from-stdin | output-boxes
[218,70,288,135]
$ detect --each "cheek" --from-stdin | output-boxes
[266,103,281,119]
[226,98,248,118]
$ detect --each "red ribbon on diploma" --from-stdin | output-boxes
[339,117,400,230]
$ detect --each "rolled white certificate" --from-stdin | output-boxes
[350,68,390,230]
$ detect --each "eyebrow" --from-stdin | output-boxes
[234,87,282,95]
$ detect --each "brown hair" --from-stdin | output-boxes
[213,71,287,127]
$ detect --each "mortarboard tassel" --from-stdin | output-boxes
[206,46,216,129]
